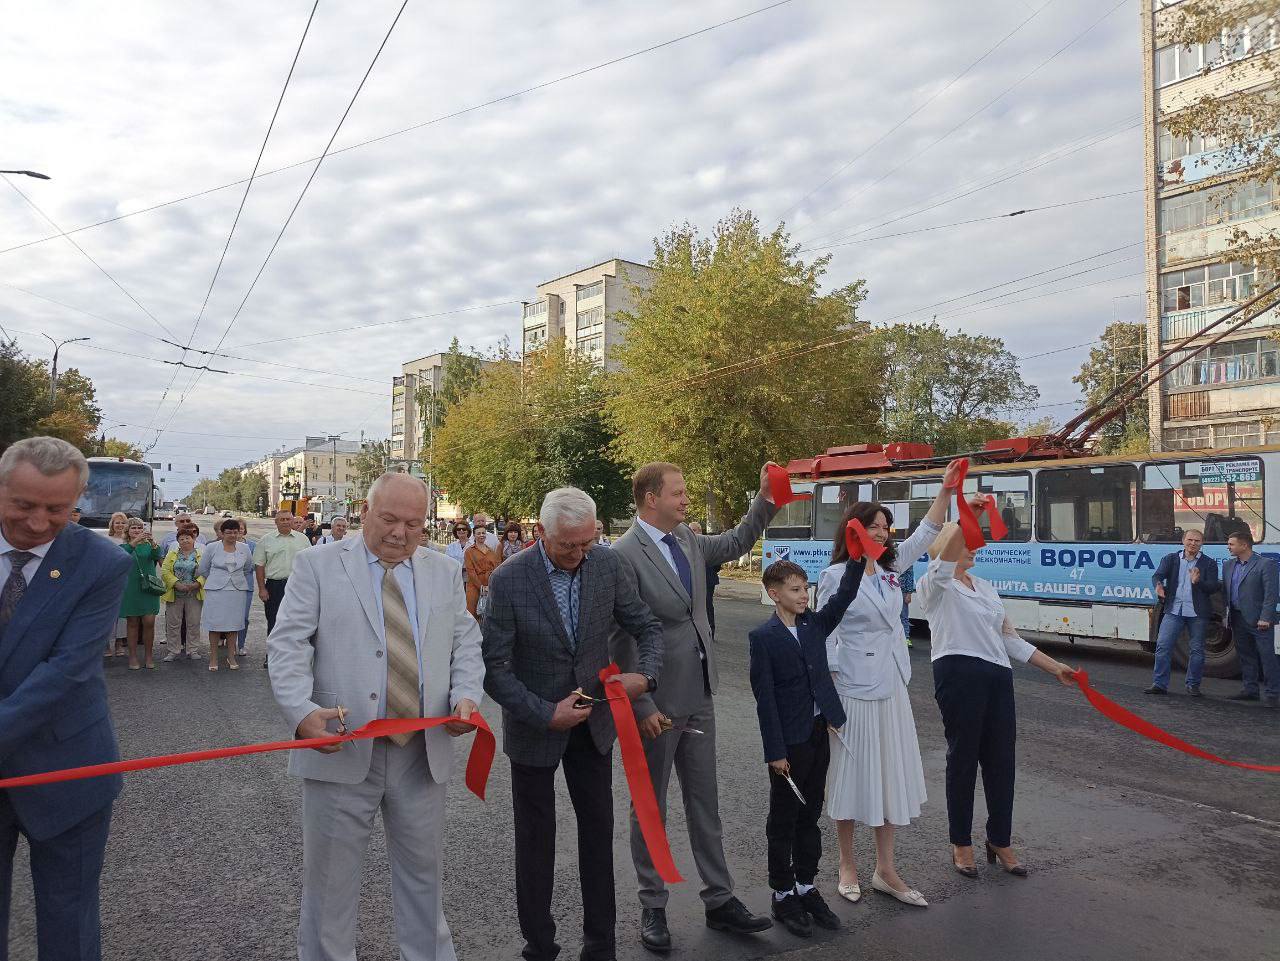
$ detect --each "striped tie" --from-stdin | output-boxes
[379,560,421,747]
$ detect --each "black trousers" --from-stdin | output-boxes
[933,654,1017,847]
[263,577,288,636]
[765,717,830,892]
[510,724,615,961]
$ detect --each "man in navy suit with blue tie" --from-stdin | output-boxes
[0,437,131,960]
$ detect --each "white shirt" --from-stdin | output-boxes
[160,530,209,554]
[917,558,1036,669]
[0,527,54,586]
[636,517,681,580]
[318,534,345,545]
[362,542,426,714]
[444,541,467,566]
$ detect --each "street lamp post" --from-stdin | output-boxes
[0,170,51,180]
[41,335,90,404]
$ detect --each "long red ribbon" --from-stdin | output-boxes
[983,494,1009,541]
[0,713,497,800]
[845,518,885,562]
[766,463,812,508]
[951,460,1009,550]
[599,664,684,884]
[1073,671,1279,772]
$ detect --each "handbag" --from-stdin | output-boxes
[135,549,166,596]
[477,588,491,618]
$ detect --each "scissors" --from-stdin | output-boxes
[783,773,806,804]
[335,705,348,735]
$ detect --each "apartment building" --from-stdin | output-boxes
[520,258,654,368]
[391,351,497,462]
[249,437,362,506]
[247,450,298,508]
[1143,2,1279,450]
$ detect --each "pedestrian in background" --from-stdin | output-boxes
[1147,529,1219,697]
[917,523,1076,878]
[254,510,310,664]
[470,513,500,551]
[501,522,525,561]
[1222,529,1280,707]
[159,512,207,555]
[199,519,254,671]
[464,521,499,619]
[291,515,307,535]
[319,516,348,544]
[303,515,322,546]
[120,516,162,671]
[161,526,204,662]
[446,522,470,567]
[594,519,610,547]
[0,437,131,960]
[235,520,255,657]
[899,564,915,648]
[105,511,129,657]
[71,506,82,525]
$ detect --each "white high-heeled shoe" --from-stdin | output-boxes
[837,880,862,903]
[871,870,928,907]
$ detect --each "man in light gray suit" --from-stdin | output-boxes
[268,472,485,961]
[611,461,779,951]
[484,487,663,961]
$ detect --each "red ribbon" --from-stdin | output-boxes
[983,494,1009,541]
[951,460,1008,551]
[599,664,684,884]
[0,713,497,800]
[1073,671,1279,772]
[766,463,812,508]
[844,518,885,562]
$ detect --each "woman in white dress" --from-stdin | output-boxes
[197,518,254,671]
[818,457,974,908]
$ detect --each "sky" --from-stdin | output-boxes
[0,0,1147,498]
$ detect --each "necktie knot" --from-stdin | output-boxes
[661,533,677,548]
[378,559,398,572]
[5,551,34,568]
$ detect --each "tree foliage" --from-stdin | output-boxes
[238,470,269,513]
[101,437,144,460]
[416,337,489,474]
[352,439,391,500]
[605,208,880,522]
[0,339,103,454]
[1073,321,1151,454]
[873,322,1037,454]
[434,343,631,520]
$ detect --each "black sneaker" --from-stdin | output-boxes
[798,888,841,930]
[770,893,811,938]
[1228,691,1260,702]
[1143,685,1167,695]
[1187,686,1203,698]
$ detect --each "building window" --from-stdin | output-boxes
[813,482,874,540]
[1165,336,1280,389]
[392,375,405,388]
[1163,425,1212,450]
[523,301,548,320]
[576,280,604,302]
[962,472,1033,542]
[1035,465,1137,543]
[1155,39,1221,86]
[1159,180,1279,235]
[576,334,604,362]
[577,305,605,331]
[1139,458,1263,542]
[1157,126,1222,164]
[1161,261,1263,311]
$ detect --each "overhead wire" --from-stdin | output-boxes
[0,0,794,261]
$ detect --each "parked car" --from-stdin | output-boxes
[220,509,234,518]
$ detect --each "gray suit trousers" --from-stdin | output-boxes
[629,692,732,910]
[299,733,455,961]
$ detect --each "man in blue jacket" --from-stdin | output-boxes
[748,556,862,939]
[0,437,130,959]
[1222,529,1280,707]
[1146,529,1219,697]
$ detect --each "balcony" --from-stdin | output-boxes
[1160,303,1280,341]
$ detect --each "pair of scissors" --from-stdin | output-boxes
[335,705,348,735]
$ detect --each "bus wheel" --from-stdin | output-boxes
[1175,619,1240,679]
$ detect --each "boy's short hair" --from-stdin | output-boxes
[763,560,807,591]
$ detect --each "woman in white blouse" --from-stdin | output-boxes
[818,457,967,908]
[917,523,1075,878]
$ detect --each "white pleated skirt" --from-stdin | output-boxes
[826,676,926,827]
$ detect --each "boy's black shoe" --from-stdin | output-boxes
[799,888,841,930]
[770,892,811,938]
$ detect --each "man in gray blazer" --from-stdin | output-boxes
[268,473,485,961]
[611,461,779,951]
[1222,529,1280,706]
[483,487,662,961]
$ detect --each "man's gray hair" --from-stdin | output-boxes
[367,471,428,507]
[540,487,597,535]
[0,436,89,488]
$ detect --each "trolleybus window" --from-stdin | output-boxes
[765,482,815,539]
[962,472,1032,542]
[874,478,941,538]
[814,482,873,540]
[1139,458,1263,543]
[1035,465,1136,543]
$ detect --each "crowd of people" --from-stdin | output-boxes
[5,433,1273,961]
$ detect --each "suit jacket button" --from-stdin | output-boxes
[376,650,384,658]
[369,693,377,700]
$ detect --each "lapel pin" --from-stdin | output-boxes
[49,569,61,579]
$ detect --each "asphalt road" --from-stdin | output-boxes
[8,572,1280,961]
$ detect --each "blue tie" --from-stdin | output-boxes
[661,533,694,598]
[0,550,34,629]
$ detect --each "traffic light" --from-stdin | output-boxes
[167,464,172,472]
[195,464,200,472]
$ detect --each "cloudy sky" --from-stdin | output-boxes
[0,0,1146,497]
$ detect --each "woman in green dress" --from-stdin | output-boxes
[121,516,162,670]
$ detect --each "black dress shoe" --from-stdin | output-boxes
[1264,696,1279,709]
[640,908,671,953]
[799,888,841,930]
[706,896,773,933]
[1187,686,1203,698]
[770,893,811,938]
[1228,691,1260,701]
[1143,685,1167,695]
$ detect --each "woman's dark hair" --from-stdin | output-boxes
[454,522,471,537]
[218,518,240,535]
[830,501,897,569]
[179,525,200,539]
[505,523,523,541]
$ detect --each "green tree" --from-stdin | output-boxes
[189,478,219,510]
[101,437,145,460]
[352,439,391,500]
[874,322,1038,454]
[238,470,269,514]
[0,343,103,454]
[214,468,244,510]
[0,339,46,452]
[1073,321,1151,454]
[605,208,880,522]
[416,337,490,477]
[434,342,632,519]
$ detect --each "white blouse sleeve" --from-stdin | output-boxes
[1000,617,1037,664]
[816,566,842,665]
[915,558,957,619]
[893,518,942,574]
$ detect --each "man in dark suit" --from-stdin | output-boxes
[1222,530,1280,707]
[1146,529,1220,697]
[610,462,779,952]
[483,487,663,961]
[0,437,131,960]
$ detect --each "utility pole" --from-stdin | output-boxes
[41,335,89,404]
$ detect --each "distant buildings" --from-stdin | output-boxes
[1143,2,1279,450]
[520,258,653,369]
[249,436,363,507]
[391,352,497,463]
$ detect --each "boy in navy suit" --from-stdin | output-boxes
[749,557,863,938]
